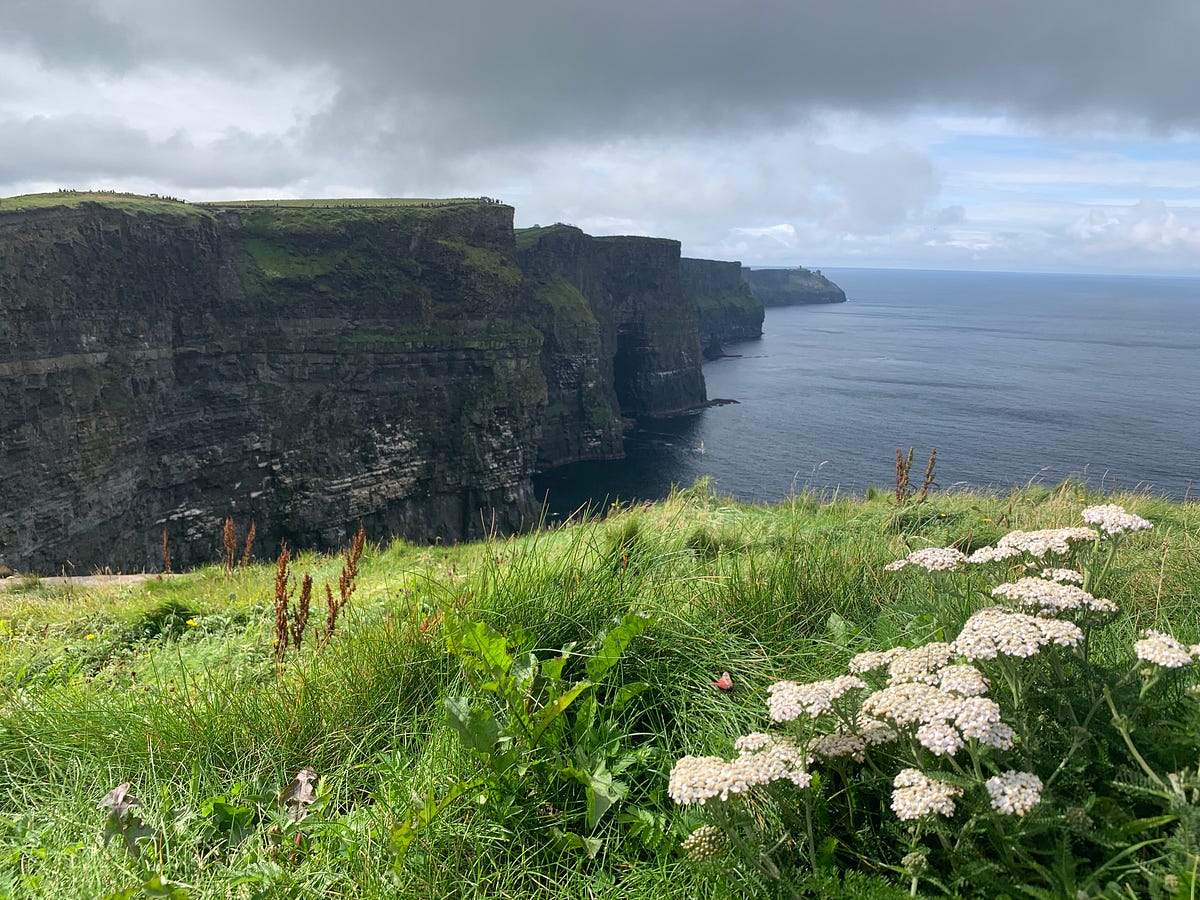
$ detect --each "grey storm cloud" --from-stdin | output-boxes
[12,0,1200,149]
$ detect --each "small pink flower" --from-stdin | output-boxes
[712,672,733,691]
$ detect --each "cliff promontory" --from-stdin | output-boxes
[679,258,764,358]
[742,266,846,306]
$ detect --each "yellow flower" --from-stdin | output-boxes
[982,518,993,523]
[85,633,96,640]
[186,619,198,627]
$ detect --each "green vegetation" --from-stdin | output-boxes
[0,482,1195,898]
[0,191,211,219]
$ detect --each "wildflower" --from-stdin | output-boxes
[848,647,905,674]
[985,770,1043,816]
[891,768,962,820]
[808,731,868,762]
[1040,568,1083,584]
[856,715,900,747]
[953,696,1010,746]
[669,738,812,805]
[767,675,866,722]
[681,825,726,862]
[186,619,198,627]
[1081,504,1153,536]
[937,664,990,696]
[862,682,960,727]
[86,633,96,640]
[712,672,733,690]
[886,642,955,685]
[952,607,1082,660]
[995,527,1098,557]
[966,544,1023,564]
[991,577,1117,615]
[1133,629,1195,668]
[915,721,965,756]
[885,547,967,572]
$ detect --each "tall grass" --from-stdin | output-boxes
[0,483,1194,898]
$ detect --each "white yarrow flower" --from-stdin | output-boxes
[985,770,1043,816]
[891,768,962,820]
[767,675,866,722]
[1133,630,1195,668]
[885,547,968,572]
[1081,504,1153,536]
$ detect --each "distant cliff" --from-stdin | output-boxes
[679,257,764,358]
[742,266,846,306]
[0,195,713,571]
[517,224,707,467]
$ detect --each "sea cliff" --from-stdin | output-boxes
[742,266,846,306]
[679,257,764,358]
[0,195,716,571]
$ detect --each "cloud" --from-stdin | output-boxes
[1067,199,1200,256]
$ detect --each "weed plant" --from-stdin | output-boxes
[0,483,1194,897]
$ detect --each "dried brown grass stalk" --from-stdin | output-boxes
[223,516,237,575]
[273,543,291,661]
[291,574,312,651]
[895,446,914,506]
[322,525,366,647]
[161,528,172,575]
[241,521,256,568]
[917,448,938,503]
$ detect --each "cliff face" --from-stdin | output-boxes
[680,257,764,358]
[517,225,707,466]
[1,198,546,572]
[742,266,846,306]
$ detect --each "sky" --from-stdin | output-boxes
[5,0,1200,274]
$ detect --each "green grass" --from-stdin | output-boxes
[0,191,211,218]
[0,483,1195,898]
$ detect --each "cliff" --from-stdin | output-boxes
[679,257,764,358]
[0,194,714,572]
[742,266,846,306]
[0,194,546,571]
[516,225,707,467]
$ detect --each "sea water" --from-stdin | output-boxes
[533,268,1200,515]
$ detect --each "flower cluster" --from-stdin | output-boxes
[1081,504,1153,536]
[952,607,1082,660]
[767,675,866,721]
[885,547,967,572]
[668,735,812,805]
[1040,568,1083,584]
[891,768,962,820]
[991,577,1118,615]
[993,527,1099,558]
[681,824,726,861]
[984,770,1043,816]
[885,642,956,685]
[1133,629,1197,669]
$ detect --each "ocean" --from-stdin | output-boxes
[533,268,1200,516]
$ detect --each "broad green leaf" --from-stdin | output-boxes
[444,696,500,756]
[549,827,603,859]
[586,613,652,681]
[584,766,627,831]
[530,681,592,747]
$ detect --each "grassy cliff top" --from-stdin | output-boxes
[195,197,493,208]
[0,190,211,218]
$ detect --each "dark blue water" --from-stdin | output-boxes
[534,268,1200,514]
